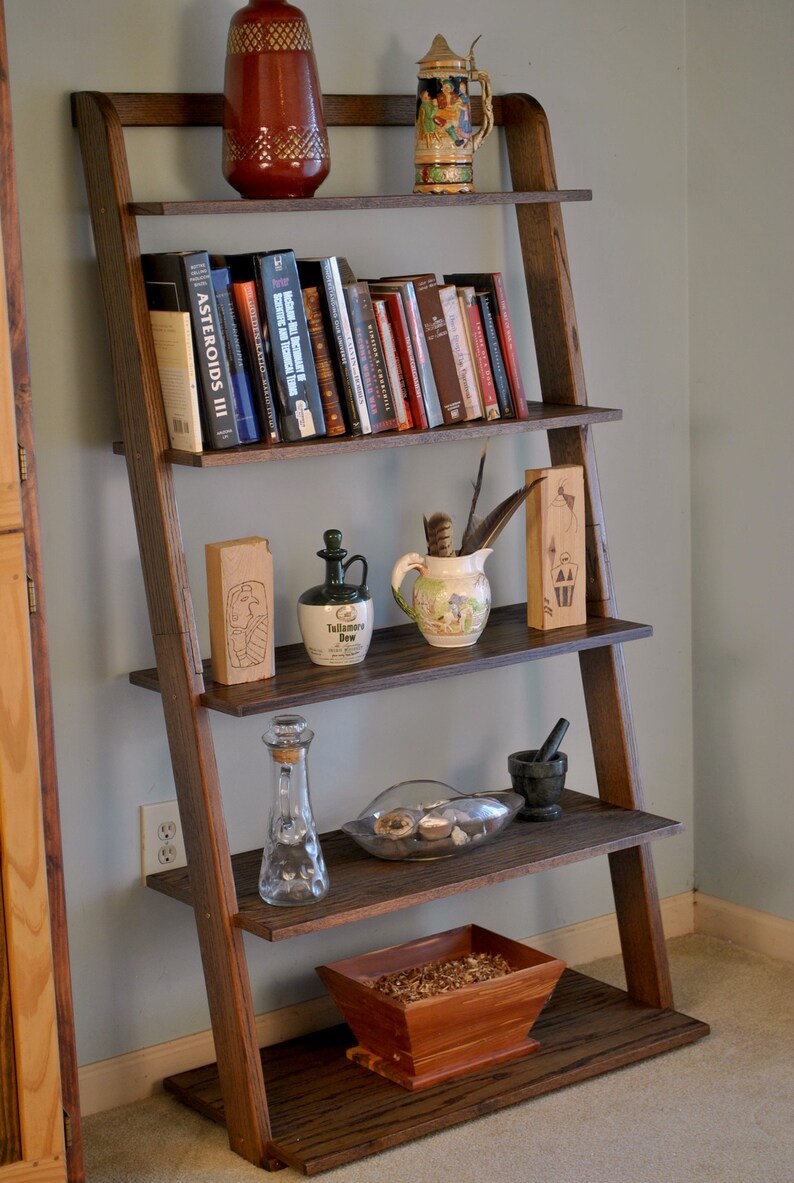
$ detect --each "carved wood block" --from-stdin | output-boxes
[525,466,586,630]
[205,537,274,686]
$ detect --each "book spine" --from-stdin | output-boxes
[477,291,515,419]
[147,309,203,453]
[396,284,444,428]
[302,286,347,436]
[438,284,482,421]
[459,286,500,420]
[491,271,529,419]
[231,279,281,444]
[372,298,412,429]
[411,275,466,424]
[211,266,261,444]
[378,291,428,430]
[325,258,371,435]
[344,282,399,433]
[142,251,240,448]
[257,250,326,441]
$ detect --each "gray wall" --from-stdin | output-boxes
[688,1,794,919]
[6,0,694,1068]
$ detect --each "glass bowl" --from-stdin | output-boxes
[342,779,522,860]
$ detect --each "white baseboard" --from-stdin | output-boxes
[77,891,694,1117]
[694,892,794,964]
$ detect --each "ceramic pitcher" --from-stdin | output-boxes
[391,549,492,648]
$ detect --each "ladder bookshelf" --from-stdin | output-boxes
[71,89,708,1174]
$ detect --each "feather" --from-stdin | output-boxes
[425,510,455,557]
[458,441,488,555]
[458,475,547,554]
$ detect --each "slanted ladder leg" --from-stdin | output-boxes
[71,91,282,1169]
[503,92,674,1009]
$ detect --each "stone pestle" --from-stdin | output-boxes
[533,718,570,764]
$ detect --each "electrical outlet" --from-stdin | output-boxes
[140,801,186,884]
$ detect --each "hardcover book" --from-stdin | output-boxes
[374,289,429,430]
[381,274,465,424]
[367,279,444,427]
[444,271,529,418]
[257,249,326,441]
[147,309,203,453]
[372,298,413,430]
[229,274,281,445]
[344,281,399,433]
[438,284,482,421]
[302,285,347,436]
[457,285,500,420]
[142,251,240,449]
[211,262,261,444]
[476,290,515,419]
[297,257,371,436]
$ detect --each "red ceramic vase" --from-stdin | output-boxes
[222,0,330,199]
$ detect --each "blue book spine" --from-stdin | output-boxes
[211,264,261,444]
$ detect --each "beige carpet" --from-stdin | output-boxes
[83,935,794,1182]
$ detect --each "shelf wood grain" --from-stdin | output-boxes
[163,968,709,1175]
[129,608,652,716]
[111,401,622,466]
[146,790,682,941]
[130,190,591,216]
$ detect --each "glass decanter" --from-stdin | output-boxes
[259,714,329,906]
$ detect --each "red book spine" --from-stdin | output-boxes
[461,289,500,420]
[379,291,429,430]
[491,272,529,419]
[372,299,413,429]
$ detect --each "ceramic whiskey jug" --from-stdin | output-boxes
[222,0,330,199]
[297,530,374,667]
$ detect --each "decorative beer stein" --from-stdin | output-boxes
[413,34,494,194]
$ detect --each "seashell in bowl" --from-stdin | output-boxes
[342,779,522,861]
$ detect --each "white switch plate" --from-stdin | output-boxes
[140,801,186,885]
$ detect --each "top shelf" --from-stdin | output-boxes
[129,190,592,216]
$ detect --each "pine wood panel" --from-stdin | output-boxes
[0,867,20,1166]
[129,609,652,716]
[0,242,20,532]
[0,534,65,1175]
[146,790,682,940]
[164,969,709,1175]
[1,4,82,1173]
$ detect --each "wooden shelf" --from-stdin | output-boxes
[163,968,709,1175]
[147,790,682,941]
[73,87,700,1174]
[129,607,652,716]
[129,189,592,216]
[111,401,622,466]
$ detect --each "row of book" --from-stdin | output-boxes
[141,248,531,453]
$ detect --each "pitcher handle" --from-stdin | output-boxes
[342,553,368,591]
[391,552,426,620]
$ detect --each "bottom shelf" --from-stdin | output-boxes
[164,968,709,1175]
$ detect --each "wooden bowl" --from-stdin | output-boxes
[316,924,565,1090]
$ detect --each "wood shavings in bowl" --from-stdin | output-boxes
[372,952,513,1002]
